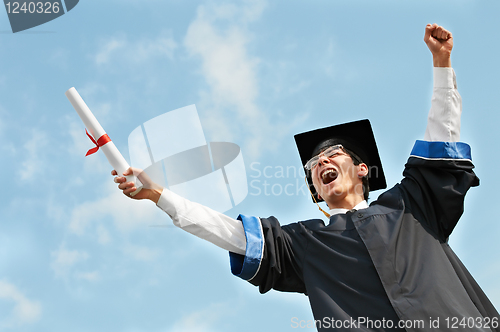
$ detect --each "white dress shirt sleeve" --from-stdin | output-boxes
[156,189,247,255]
[424,67,462,142]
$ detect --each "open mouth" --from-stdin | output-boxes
[321,169,338,185]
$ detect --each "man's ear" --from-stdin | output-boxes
[357,163,369,178]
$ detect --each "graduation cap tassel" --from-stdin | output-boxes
[304,177,331,219]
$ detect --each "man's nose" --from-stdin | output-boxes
[317,154,330,166]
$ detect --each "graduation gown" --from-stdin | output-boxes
[229,140,500,331]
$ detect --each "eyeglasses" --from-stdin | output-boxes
[304,144,343,170]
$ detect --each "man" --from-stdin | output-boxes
[113,24,499,331]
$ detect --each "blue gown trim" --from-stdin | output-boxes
[229,214,264,281]
[410,140,472,161]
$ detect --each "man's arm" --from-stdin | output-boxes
[113,168,247,255]
[423,24,461,142]
[401,24,479,241]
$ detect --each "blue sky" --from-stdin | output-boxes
[1,0,499,331]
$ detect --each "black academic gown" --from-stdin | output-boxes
[230,141,500,331]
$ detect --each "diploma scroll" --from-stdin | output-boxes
[65,87,142,196]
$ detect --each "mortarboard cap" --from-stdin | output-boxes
[294,119,386,203]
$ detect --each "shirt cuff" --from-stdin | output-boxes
[410,140,472,161]
[433,67,456,89]
[156,188,182,217]
[229,214,264,281]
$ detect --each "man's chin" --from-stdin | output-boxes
[321,188,347,203]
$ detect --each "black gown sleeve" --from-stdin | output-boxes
[395,140,500,329]
[229,215,309,294]
[397,140,480,241]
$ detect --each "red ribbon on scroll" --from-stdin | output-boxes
[85,129,112,156]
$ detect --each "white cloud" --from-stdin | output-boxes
[75,271,100,282]
[122,243,160,262]
[168,302,234,332]
[50,247,100,282]
[18,129,48,181]
[135,35,177,62]
[184,1,281,158]
[49,48,70,69]
[0,110,3,136]
[96,225,112,245]
[68,180,166,236]
[94,31,177,65]
[50,247,89,279]
[95,36,127,65]
[322,37,337,79]
[0,280,41,328]
[289,80,312,94]
[0,105,14,154]
[45,198,66,224]
[185,18,259,109]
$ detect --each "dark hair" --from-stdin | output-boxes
[343,148,370,201]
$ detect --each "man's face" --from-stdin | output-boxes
[310,148,367,208]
